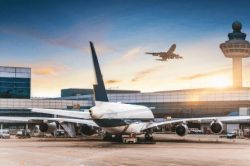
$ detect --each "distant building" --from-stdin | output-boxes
[0,66,31,99]
[61,88,140,97]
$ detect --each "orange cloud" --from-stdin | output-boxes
[105,47,142,67]
[105,79,121,84]
[131,65,163,82]
[179,67,230,81]
[121,47,141,62]
[33,67,58,75]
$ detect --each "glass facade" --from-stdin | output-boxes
[108,88,250,118]
[0,67,96,118]
[1,85,250,119]
[0,98,91,117]
[63,88,250,118]
[61,88,140,97]
[0,66,31,99]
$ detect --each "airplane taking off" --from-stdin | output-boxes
[32,41,250,143]
[146,44,183,61]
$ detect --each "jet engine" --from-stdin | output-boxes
[210,120,223,134]
[39,122,57,133]
[80,124,96,136]
[175,124,188,137]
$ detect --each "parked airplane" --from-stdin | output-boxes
[146,44,183,61]
[32,41,250,143]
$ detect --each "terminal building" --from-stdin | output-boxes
[0,66,31,99]
[0,66,86,118]
[61,88,250,118]
[61,88,140,98]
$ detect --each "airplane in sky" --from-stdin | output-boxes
[31,42,250,143]
[146,44,183,61]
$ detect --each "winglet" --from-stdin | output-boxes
[90,41,109,102]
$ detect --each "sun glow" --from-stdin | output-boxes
[210,76,231,88]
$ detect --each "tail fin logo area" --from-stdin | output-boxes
[90,42,109,102]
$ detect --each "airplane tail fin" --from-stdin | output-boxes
[90,41,109,102]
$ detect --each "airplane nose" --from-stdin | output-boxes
[89,108,102,119]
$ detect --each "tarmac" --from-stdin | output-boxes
[0,134,250,166]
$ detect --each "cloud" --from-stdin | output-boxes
[178,67,230,80]
[121,47,141,62]
[131,65,163,82]
[81,42,115,55]
[0,21,109,51]
[105,79,121,84]
[106,47,142,67]
[33,67,59,75]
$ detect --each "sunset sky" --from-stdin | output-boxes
[1,0,250,97]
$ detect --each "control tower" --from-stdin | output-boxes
[220,21,250,88]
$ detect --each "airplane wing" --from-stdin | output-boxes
[0,116,36,123]
[172,53,183,59]
[51,118,98,127]
[31,108,92,119]
[145,52,161,56]
[146,52,168,57]
[160,53,182,59]
[0,116,98,127]
[156,58,166,61]
[158,54,166,58]
[141,116,250,131]
[147,52,182,60]
[0,116,98,137]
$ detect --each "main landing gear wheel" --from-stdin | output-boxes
[102,133,113,141]
[144,133,155,143]
[113,135,123,142]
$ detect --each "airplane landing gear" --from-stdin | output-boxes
[102,133,123,142]
[144,132,155,144]
[122,133,138,144]
[102,132,155,144]
[102,132,113,141]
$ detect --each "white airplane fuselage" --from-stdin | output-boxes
[90,101,154,134]
[167,44,176,54]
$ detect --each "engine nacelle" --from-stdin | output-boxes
[80,124,96,136]
[39,122,57,133]
[175,124,188,137]
[210,120,223,134]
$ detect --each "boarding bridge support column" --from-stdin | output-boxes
[26,124,29,130]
